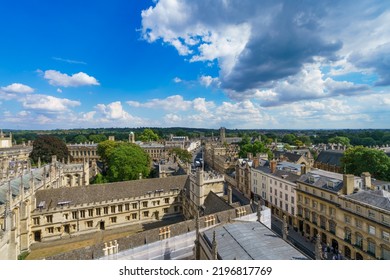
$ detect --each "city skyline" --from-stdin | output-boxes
[1,0,390,130]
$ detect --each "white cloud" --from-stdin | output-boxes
[127,95,192,111]
[199,75,220,88]
[43,70,100,87]
[82,111,96,121]
[173,77,182,83]
[57,88,63,93]
[95,101,135,120]
[21,94,80,112]
[1,83,34,94]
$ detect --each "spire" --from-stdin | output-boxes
[211,230,218,260]
[282,215,288,241]
[315,234,322,260]
[257,203,262,223]
[194,208,201,260]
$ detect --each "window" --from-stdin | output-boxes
[64,213,68,220]
[96,208,101,216]
[330,195,334,201]
[88,209,93,217]
[304,197,309,205]
[80,210,85,218]
[103,207,108,215]
[285,204,288,212]
[86,221,93,227]
[355,233,363,248]
[275,198,278,206]
[142,201,148,208]
[118,205,123,212]
[164,198,170,204]
[368,210,375,219]
[368,225,376,235]
[274,189,277,195]
[143,211,149,217]
[33,217,40,225]
[312,201,317,209]
[285,185,288,191]
[344,215,351,224]
[298,195,302,202]
[291,207,295,216]
[356,206,361,213]
[111,206,116,213]
[174,206,179,212]
[110,217,117,223]
[345,201,351,209]
[320,203,325,213]
[383,231,390,242]
[72,211,77,219]
[279,201,282,208]
[285,194,288,201]
[368,239,376,255]
[270,187,272,194]
[125,204,130,211]
[329,207,335,217]
[270,196,273,203]
[382,215,390,226]
[329,220,336,234]
[321,192,324,198]
[131,213,137,220]
[46,215,53,223]
[132,203,137,209]
[163,208,169,214]
[47,227,54,233]
[279,192,282,199]
[345,228,352,242]
[355,219,362,229]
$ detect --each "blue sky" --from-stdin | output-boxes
[1,0,390,130]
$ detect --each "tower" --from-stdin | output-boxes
[129,132,135,144]
[219,127,226,144]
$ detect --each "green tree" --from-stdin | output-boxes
[74,135,88,143]
[239,140,272,159]
[341,146,390,181]
[106,143,150,182]
[89,134,107,143]
[328,136,350,146]
[282,134,296,145]
[97,140,119,165]
[30,135,70,164]
[138,128,159,142]
[169,147,192,163]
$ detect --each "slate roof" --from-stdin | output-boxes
[345,189,390,211]
[35,175,190,208]
[274,151,303,163]
[203,191,233,215]
[203,222,308,260]
[298,172,343,193]
[253,166,300,184]
[315,150,344,166]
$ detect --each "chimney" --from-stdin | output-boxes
[51,155,57,163]
[361,172,372,190]
[227,185,232,204]
[247,153,253,160]
[300,164,310,175]
[252,157,259,168]
[270,160,277,173]
[343,174,355,195]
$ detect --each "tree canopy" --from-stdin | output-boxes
[30,135,70,164]
[97,140,119,164]
[138,128,159,142]
[89,134,108,143]
[106,143,150,182]
[341,146,390,181]
[328,136,350,146]
[239,140,272,159]
[168,147,192,163]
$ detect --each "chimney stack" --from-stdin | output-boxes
[343,174,355,195]
[361,172,372,190]
[270,160,277,173]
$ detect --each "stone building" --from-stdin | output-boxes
[0,156,91,259]
[314,150,344,173]
[295,169,390,260]
[67,143,99,163]
[0,130,12,148]
[0,146,33,182]
[251,160,299,228]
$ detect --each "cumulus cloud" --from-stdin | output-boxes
[1,83,34,94]
[141,0,389,105]
[21,94,80,112]
[173,77,182,83]
[127,95,215,113]
[43,70,100,87]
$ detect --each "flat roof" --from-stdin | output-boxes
[203,222,308,260]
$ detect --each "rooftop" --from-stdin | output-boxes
[345,189,390,211]
[203,221,308,260]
